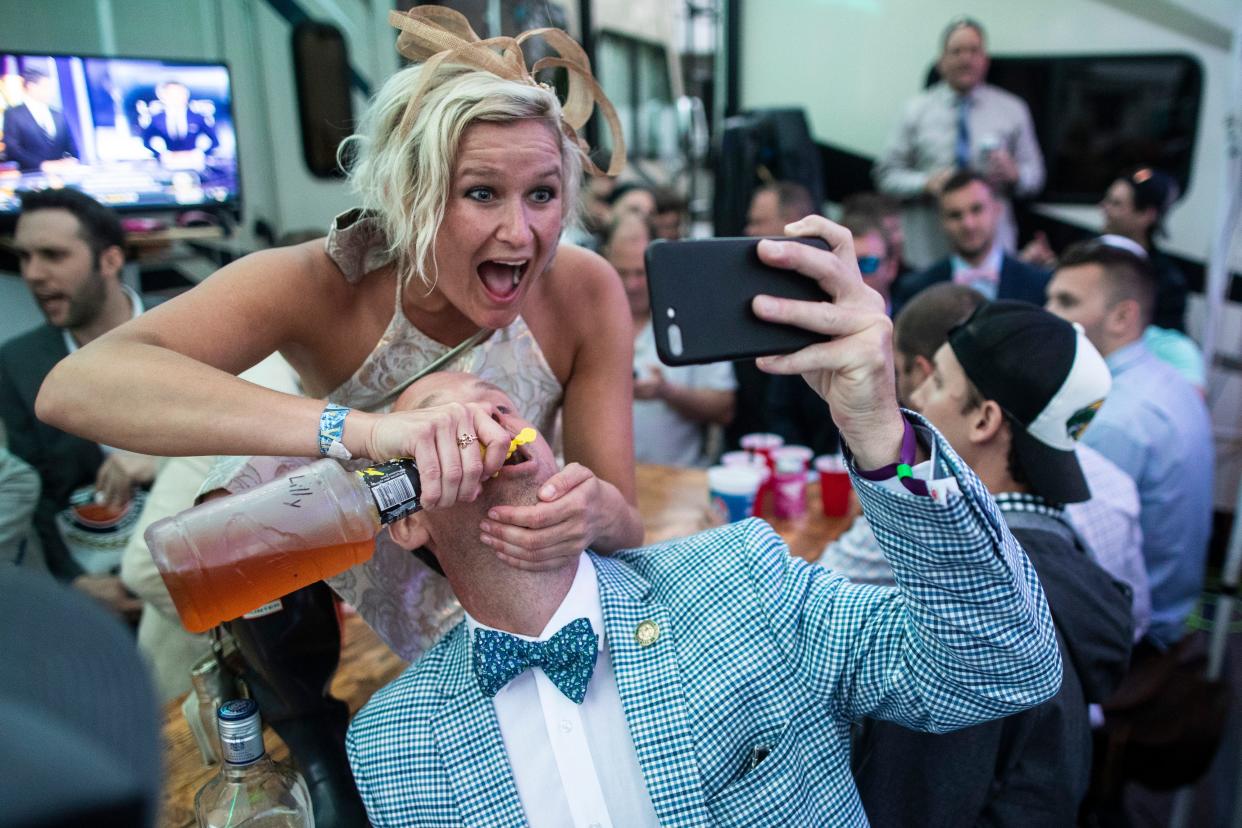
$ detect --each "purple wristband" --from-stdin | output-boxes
[853,417,930,497]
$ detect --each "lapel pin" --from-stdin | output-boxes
[635,619,660,647]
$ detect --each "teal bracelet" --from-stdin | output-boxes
[319,403,352,460]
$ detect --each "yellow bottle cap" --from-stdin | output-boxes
[485,427,539,476]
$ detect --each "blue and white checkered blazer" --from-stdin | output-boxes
[347,421,1062,827]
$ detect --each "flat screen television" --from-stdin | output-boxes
[0,52,240,216]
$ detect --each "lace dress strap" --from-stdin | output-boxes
[324,209,395,284]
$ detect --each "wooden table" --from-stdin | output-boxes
[158,464,855,826]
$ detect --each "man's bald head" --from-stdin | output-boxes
[395,374,506,413]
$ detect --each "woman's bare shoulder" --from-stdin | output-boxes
[542,242,620,303]
[220,238,342,289]
[526,241,630,372]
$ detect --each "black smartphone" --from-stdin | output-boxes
[644,236,831,366]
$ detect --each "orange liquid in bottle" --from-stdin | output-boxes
[164,538,375,634]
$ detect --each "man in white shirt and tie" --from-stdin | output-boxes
[141,80,219,160]
[874,17,1044,269]
[346,217,1065,827]
[2,66,80,172]
[893,171,1050,313]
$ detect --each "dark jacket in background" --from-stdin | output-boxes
[2,103,79,171]
[1149,249,1188,332]
[141,110,220,156]
[892,254,1051,315]
[724,361,771,451]
[764,374,840,456]
[0,325,103,579]
[852,506,1133,828]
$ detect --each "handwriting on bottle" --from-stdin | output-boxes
[284,474,314,508]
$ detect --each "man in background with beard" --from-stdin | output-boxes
[0,188,157,617]
[893,171,1049,313]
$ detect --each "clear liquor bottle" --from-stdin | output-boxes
[195,699,315,827]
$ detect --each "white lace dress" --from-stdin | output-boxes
[200,209,564,660]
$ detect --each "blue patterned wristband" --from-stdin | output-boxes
[319,403,352,460]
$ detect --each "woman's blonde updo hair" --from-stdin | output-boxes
[340,63,585,290]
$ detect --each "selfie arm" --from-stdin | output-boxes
[751,218,908,470]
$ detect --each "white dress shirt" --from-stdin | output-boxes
[24,98,56,136]
[166,108,186,140]
[465,555,660,828]
[874,81,1045,268]
[632,318,736,467]
[1066,443,1150,641]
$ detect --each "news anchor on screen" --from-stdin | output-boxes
[141,80,219,157]
[3,66,80,171]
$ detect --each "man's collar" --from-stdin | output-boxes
[994,491,1065,520]
[465,552,603,646]
[62,283,144,355]
[1104,339,1148,376]
[938,81,981,103]
[951,241,1003,275]
[24,98,52,117]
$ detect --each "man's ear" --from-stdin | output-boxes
[912,354,934,387]
[98,244,124,281]
[970,399,1007,445]
[1139,206,1159,234]
[388,512,432,551]
[1107,297,1142,337]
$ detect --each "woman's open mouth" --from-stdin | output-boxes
[477,259,529,302]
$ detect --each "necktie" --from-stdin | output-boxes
[474,617,599,703]
[36,108,54,138]
[955,96,971,169]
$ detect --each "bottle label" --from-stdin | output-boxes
[242,599,283,619]
[357,458,422,525]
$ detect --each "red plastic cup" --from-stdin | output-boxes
[740,434,784,517]
[740,432,784,460]
[815,454,852,517]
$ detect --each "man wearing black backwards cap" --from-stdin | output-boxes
[853,301,1133,828]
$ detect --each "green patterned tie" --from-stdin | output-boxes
[473,617,599,704]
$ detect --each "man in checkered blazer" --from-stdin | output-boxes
[346,218,1063,827]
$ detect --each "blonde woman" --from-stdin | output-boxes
[36,9,641,657]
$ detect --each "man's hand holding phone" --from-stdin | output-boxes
[750,216,906,470]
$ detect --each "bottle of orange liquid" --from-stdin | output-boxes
[146,458,421,633]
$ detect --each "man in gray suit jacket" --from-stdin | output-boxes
[0,189,155,615]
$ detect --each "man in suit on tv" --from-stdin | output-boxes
[141,80,219,158]
[346,217,1064,827]
[893,171,1050,314]
[2,66,80,172]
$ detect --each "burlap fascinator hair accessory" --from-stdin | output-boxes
[388,5,626,177]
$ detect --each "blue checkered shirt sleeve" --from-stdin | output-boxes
[752,416,1062,733]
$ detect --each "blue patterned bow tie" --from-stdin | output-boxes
[473,617,599,704]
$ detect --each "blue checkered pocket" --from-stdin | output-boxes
[705,720,822,825]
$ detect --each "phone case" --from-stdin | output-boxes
[644,237,831,366]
